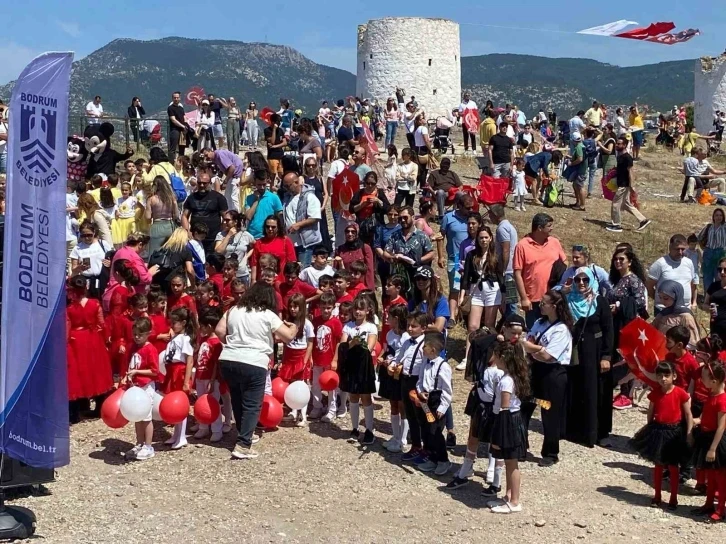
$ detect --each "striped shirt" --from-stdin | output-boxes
[699,223,726,250]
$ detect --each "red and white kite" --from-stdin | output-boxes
[646,28,700,45]
[577,20,700,45]
[331,168,359,213]
[615,22,676,40]
[185,86,205,106]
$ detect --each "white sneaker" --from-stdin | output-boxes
[170,439,188,450]
[490,501,522,514]
[386,440,403,453]
[231,445,258,460]
[321,412,336,423]
[435,461,452,476]
[521,204,527,211]
[251,433,261,445]
[514,205,521,212]
[210,432,224,443]
[382,437,396,448]
[336,409,348,419]
[124,444,142,459]
[193,428,210,439]
[135,445,155,460]
[455,359,467,372]
[222,423,233,433]
[284,410,298,421]
[296,417,308,428]
[308,408,325,419]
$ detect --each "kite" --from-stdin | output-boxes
[577,20,700,45]
[577,20,639,36]
[615,22,676,40]
[645,28,700,45]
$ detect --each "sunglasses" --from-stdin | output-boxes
[80,233,94,238]
[305,163,316,168]
[719,268,726,273]
[198,181,210,186]
[364,181,376,186]
[399,216,411,222]
[574,277,590,285]
[265,225,278,230]
[614,257,627,263]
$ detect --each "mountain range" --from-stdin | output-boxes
[0,37,695,120]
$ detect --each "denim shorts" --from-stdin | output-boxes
[447,262,461,293]
[212,124,224,138]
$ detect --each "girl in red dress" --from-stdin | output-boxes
[66,275,113,423]
[278,293,314,427]
[195,280,222,311]
[104,259,139,377]
[167,273,197,318]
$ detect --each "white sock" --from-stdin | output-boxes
[300,405,308,421]
[400,417,410,446]
[290,409,298,419]
[364,405,374,432]
[350,402,360,431]
[458,449,477,478]
[486,453,495,482]
[493,463,504,489]
[327,390,337,414]
[174,419,187,444]
[390,414,401,442]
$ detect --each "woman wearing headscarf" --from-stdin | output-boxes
[651,280,700,347]
[334,222,375,291]
[563,267,614,448]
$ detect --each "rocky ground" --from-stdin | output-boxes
[9,137,726,543]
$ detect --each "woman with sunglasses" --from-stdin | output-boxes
[70,220,113,299]
[301,157,332,253]
[704,257,726,341]
[249,214,295,284]
[608,245,648,411]
[349,171,391,245]
[563,267,614,448]
[245,102,259,150]
[334,222,375,291]
[521,289,574,466]
[215,210,255,285]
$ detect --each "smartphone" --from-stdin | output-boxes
[82,257,91,267]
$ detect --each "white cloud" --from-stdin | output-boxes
[56,20,81,38]
[0,42,45,87]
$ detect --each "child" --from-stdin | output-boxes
[513,157,527,212]
[123,317,159,461]
[300,246,335,289]
[115,293,149,378]
[228,278,247,308]
[629,361,692,509]
[196,280,222,310]
[488,341,530,514]
[332,270,353,317]
[347,260,368,298]
[206,252,225,294]
[310,292,344,422]
[193,308,224,442]
[395,148,418,207]
[148,290,171,358]
[222,258,239,310]
[397,311,428,462]
[379,305,410,453]
[162,308,196,450]
[168,274,198,317]
[259,267,284,316]
[99,186,118,220]
[278,293,314,426]
[280,261,319,316]
[112,182,137,246]
[310,274,335,319]
[690,360,726,521]
[337,297,379,444]
[414,332,453,475]
[356,289,381,328]
[382,275,407,340]
[686,233,702,284]
[188,223,209,283]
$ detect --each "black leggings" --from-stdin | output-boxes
[532,362,568,460]
[394,190,415,207]
[401,375,422,449]
[463,131,476,151]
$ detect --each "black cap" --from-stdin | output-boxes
[503,314,527,330]
[414,266,433,280]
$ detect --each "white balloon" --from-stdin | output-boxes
[119,386,153,423]
[151,391,164,421]
[283,380,311,410]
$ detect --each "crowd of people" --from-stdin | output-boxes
[45,86,726,522]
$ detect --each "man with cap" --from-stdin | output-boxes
[569,110,586,150]
[487,122,514,178]
[427,158,463,219]
[565,131,587,211]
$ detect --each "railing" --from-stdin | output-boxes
[72,115,170,153]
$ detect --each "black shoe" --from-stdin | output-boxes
[538,456,558,467]
[446,432,456,450]
[667,501,678,511]
[445,476,470,489]
[481,484,501,498]
[691,505,714,516]
[347,430,360,443]
[636,219,652,231]
[360,430,375,445]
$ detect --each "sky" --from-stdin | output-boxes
[1,1,723,84]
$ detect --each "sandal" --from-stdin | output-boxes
[490,501,522,514]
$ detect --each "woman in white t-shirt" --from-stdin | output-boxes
[215,210,255,284]
[197,100,216,150]
[394,148,418,207]
[403,102,418,149]
[413,114,431,189]
[521,289,573,467]
[215,283,298,459]
[70,220,113,298]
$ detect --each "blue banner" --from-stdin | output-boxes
[0,52,73,468]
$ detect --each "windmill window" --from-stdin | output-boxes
[369,54,373,59]
[363,61,366,70]
[428,59,432,66]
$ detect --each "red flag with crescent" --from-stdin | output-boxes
[185,86,205,106]
[360,120,379,163]
[331,168,359,213]
[463,108,480,134]
[615,22,675,40]
[259,107,275,125]
[617,317,666,389]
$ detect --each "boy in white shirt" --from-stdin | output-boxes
[300,246,335,288]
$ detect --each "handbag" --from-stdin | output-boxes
[459,294,472,315]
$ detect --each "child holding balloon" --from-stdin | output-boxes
[162,308,196,449]
[278,293,315,427]
[310,292,344,422]
[123,317,159,461]
[193,307,225,442]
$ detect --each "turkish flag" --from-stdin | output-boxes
[360,120,379,162]
[617,317,666,389]
[184,86,205,106]
[259,107,275,126]
[332,168,359,213]
[645,28,700,45]
[615,22,675,41]
[463,108,480,134]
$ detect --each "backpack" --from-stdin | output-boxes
[160,164,187,203]
[543,183,558,208]
[186,242,206,282]
[583,139,598,162]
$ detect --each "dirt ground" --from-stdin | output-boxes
[9,135,726,543]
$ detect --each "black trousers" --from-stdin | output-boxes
[168,129,181,164]
[532,362,568,460]
[401,375,422,449]
[406,133,415,149]
[418,410,448,463]
[394,190,415,207]
[463,131,476,152]
[220,361,267,448]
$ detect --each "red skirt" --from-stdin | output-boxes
[162,363,189,394]
[277,347,309,382]
[67,329,114,400]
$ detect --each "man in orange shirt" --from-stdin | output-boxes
[513,213,567,328]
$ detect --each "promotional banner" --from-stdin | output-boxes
[0,52,73,468]
[615,22,676,41]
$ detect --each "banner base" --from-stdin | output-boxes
[0,502,36,539]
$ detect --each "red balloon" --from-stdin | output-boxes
[372,342,382,360]
[318,370,339,392]
[159,391,190,425]
[271,377,288,404]
[194,394,221,425]
[101,388,128,429]
[259,395,283,428]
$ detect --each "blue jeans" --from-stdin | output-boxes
[385,121,398,148]
[296,246,313,268]
[0,149,6,174]
[219,361,267,448]
[587,161,597,195]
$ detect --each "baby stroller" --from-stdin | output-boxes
[432,116,455,154]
